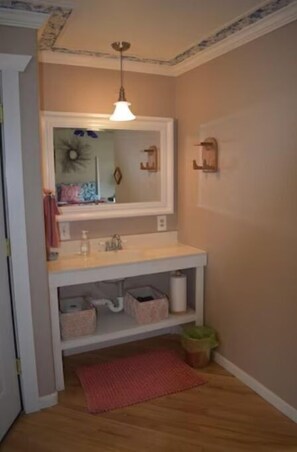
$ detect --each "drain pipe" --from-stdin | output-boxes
[91,297,124,312]
[90,278,125,313]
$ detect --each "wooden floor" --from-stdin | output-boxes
[2,335,297,451]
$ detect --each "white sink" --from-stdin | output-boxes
[100,249,143,259]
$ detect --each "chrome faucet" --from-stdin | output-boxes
[105,234,123,251]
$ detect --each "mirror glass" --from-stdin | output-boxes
[54,128,161,205]
[42,112,174,221]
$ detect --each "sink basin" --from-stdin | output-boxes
[99,249,143,259]
[62,250,144,270]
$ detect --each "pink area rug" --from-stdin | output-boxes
[76,349,205,414]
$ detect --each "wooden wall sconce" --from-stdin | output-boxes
[140,145,158,172]
[193,137,218,172]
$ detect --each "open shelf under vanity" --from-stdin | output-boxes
[61,307,197,352]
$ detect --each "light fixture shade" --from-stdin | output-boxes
[110,101,136,121]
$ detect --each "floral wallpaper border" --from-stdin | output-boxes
[1,0,295,67]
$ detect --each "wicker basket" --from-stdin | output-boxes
[59,297,96,340]
[124,286,169,325]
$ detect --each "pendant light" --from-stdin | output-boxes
[110,41,136,121]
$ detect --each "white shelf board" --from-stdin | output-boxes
[61,308,196,351]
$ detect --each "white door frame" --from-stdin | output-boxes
[0,53,39,413]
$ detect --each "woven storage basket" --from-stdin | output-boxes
[124,286,169,325]
[60,297,96,340]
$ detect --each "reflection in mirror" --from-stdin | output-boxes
[54,128,161,206]
[42,112,174,221]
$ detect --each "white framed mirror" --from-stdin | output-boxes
[41,112,174,221]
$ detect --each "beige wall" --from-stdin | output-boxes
[39,63,177,238]
[0,26,55,396]
[176,21,297,409]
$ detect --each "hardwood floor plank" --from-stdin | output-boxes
[1,335,297,451]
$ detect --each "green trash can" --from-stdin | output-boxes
[181,326,219,368]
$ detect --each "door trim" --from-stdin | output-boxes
[0,54,39,413]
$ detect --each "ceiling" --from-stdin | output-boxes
[1,0,297,75]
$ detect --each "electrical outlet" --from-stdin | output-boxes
[157,215,167,231]
[59,222,70,241]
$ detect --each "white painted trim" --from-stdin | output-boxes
[39,392,58,410]
[39,2,297,77]
[63,327,181,356]
[0,54,31,72]
[58,204,174,222]
[172,1,297,76]
[41,112,174,221]
[0,8,49,29]
[0,56,40,413]
[214,352,297,424]
[195,267,204,326]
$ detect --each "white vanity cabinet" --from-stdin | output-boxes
[48,243,207,390]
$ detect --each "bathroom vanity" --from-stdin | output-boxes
[48,235,207,390]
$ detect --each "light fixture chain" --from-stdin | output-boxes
[110,40,135,121]
[120,46,124,90]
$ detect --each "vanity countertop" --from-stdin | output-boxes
[47,243,206,274]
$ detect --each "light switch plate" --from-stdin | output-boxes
[157,215,167,231]
[59,222,70,241]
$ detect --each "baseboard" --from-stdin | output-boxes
[39,392,58,410]
[214,352,297,424]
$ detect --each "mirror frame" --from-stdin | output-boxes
[41,111,174,221]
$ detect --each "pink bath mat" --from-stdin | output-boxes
[76,349,205,414]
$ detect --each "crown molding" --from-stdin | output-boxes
[171,0,297,76]
[38,50,174,76]
[28,0,77,6]
[0,7,49,29]
[38,1,297,77]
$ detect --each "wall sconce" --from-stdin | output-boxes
[110,41,136,122]
[193,137,218,172]
[140,145,158,171]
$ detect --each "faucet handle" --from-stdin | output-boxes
[111,233,122,248]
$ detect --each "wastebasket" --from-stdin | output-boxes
[181,326,219,368]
